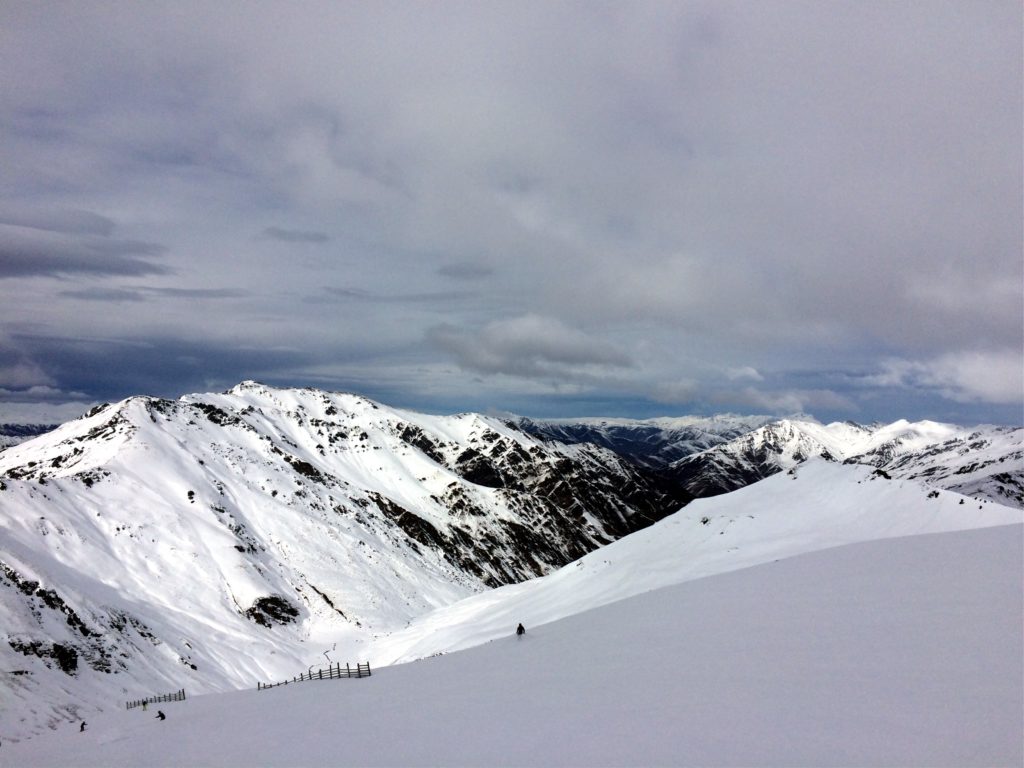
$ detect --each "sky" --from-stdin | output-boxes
[0,1,1021,426]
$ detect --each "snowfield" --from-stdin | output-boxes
[357,460,1021,666]
[5,523,1020,767]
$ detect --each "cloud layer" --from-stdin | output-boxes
[0,2,1020,424]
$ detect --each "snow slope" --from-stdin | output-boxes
[358,460,1021,666]
[5,524,1020,767]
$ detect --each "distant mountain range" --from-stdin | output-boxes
[0,382,1020,740]
[516,414,778,467]
[521,415,1023,507]
[0,423,57,450]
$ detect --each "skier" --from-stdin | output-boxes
[142,701,147,712]
[80,722,87,733]
[516,622,525,637]
[156,711,166,721]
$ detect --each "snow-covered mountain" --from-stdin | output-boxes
[0,382,681,737]
[518,414,777,468]
[519,414,1022,508]
[670,418,1023,506]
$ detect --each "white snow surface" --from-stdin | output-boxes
[358,460,1021,665]
[5,523,1020,767]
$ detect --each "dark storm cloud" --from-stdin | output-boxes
[59,287,146,302]
[0,207,115,236]
[261,226,331,244]
[0,224,168,279]
[6,333,314,403]
[58,286,246,301]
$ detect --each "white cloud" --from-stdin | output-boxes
[867,350,1023,404]
[708,387,857,416]
[725,366,764,382]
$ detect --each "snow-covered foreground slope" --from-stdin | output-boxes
[7,524,1021,768]
[358,460,1020,665]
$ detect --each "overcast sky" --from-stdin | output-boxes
[1,1,1021,425]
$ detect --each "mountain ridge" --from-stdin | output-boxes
[668,417,1023,506]
[0,382,682,738]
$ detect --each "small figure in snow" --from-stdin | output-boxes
[156,711,166,721]
[516,623,526,637]
[142,701,148,712]
[80,722,87,733]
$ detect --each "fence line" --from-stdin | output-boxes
[126,688,186,710]
[257,662,371,690]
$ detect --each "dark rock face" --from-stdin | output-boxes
[245,596,300,627]
[453,448,507,489]
[8,640,78,674]
[408,426,689,586]
[0,560,128,675]
[398,425,446,464]
[1,561,96,638]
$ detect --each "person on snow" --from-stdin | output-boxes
[80,722,87,733]
[156,711,166,721]
[142,701,147,712]
[516,623,526,637]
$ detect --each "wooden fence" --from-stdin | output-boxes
[126,688,186,710]
[257,662,371,690]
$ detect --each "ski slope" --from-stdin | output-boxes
[5,524,1021,767]
[356,460,1021,665]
